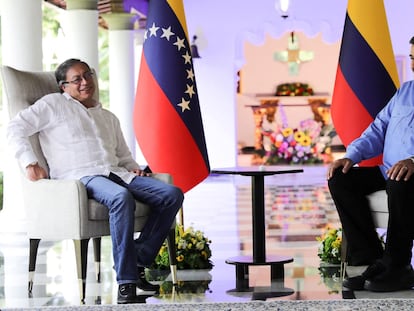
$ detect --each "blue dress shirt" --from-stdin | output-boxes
[345,80,414,178]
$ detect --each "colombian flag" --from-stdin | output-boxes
[134,0,210,193]
[331,0,399,166]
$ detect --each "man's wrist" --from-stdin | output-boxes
[26,161,38,168]
[409,157,414,164]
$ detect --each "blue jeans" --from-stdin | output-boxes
[80,173,183,284]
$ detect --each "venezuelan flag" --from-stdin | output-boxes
[134,0,210,193]
[331,0,399,166]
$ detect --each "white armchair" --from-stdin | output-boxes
[341,190,388,271]
[0,65,178,302]
[366,190,388,228]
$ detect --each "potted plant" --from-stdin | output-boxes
[147,225,214,281]
[316,226,342,265]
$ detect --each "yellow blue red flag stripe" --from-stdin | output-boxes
[134,0,210,192]
[331,0,399,166]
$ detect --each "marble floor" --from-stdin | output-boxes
[1,164,414,309]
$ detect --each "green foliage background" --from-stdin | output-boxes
[42,4,110,108]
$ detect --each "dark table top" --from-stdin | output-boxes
[211,166,303,177]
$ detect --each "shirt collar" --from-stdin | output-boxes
[62,92,100,108]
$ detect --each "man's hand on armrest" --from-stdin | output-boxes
[26,162,48,181]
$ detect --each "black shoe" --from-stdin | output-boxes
[364,265,414,292]
[118,283,146,304]
[343,261,386,290]
[137,267,160,293]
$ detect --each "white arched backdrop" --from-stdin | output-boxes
[182,0,414,169]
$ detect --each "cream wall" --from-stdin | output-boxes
[183,0,414,168]
[241,32,340,95]
[237,32,341,148]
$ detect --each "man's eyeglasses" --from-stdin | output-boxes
[59,71,94,86]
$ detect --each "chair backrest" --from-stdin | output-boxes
[1,66,60,118]
[1,66,59,172]
[1,66,99,173]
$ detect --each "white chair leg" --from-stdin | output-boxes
[92,237,101,283]
[73,239,90,304]
[170,265,178,285]
[340,230,348,281]
[28,238,40,295]
[166,227,178,285]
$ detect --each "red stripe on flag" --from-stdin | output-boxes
[331,67,382,166]
[331,67,372,146]
[134,55,209,193]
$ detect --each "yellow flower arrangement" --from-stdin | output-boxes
[316,226,342,264]
[150,225,214,270]
[262,104,336,165]
[263,120,335,164]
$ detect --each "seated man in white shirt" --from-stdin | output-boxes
[7,58,184,304]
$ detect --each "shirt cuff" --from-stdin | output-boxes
[19,151,38,170]
[344,152,361,165]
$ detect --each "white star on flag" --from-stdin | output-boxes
[174,37,186,51]
[186,68,195,81]
[144,22,198,113]
[161,26,174,41]
[182,51,192,64]
[185,84,195,98]
[134,0,210,193]
[148,23,159,37]
[178,97,191,112]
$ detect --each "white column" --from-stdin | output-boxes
[0,0,43,70]
[103,13,137,157]
[0,1,43,301]
[60,0,99,72]
[0,0,43,233]
[134,39,146,164]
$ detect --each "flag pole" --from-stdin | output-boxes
[178,207,184,228]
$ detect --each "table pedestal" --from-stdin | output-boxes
[211,167,302,297]
[226,255,293,291]
[226,174,294,292]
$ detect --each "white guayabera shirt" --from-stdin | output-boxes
[7,92,140,183]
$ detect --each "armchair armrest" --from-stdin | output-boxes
[21,172,176,240]
[21,177,88,240]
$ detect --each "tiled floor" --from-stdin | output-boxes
[1,164,413,309]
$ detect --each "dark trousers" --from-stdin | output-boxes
[328,166,414,267]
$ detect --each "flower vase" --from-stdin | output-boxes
[145,268,170,282]
[318,262,342,294]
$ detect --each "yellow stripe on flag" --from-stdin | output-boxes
[348,0,399,87]
[167,0,189,41]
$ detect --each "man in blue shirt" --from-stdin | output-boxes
[327,36,414,292]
